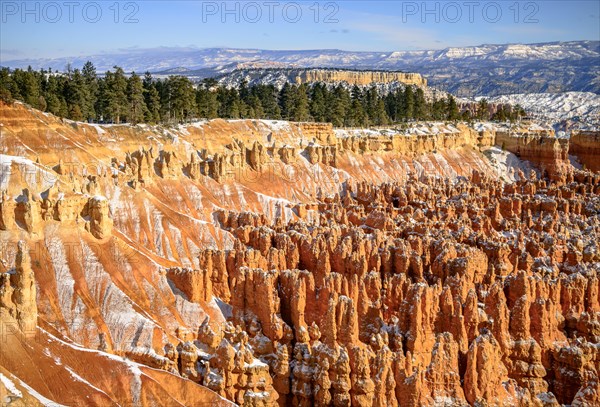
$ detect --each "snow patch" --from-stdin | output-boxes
[0,373,22,400]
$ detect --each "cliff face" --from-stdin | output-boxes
[570,130,600,171]
[295,69,427,87]
[0,101,598,406]
[485,126,571,182]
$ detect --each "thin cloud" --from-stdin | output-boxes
[0,48,23,57]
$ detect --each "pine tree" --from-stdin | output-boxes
[13,67,42,109]
[430,96,444,120]
[143,72,161,123]
[476,98,489,120]
[364,86,379,121]
[279,83,296,120]
[327,85,350,127]
[82,61,98,120]
[384,92,398,122]
[403,86,415,121]
[42,75,63,115]
[373,99,389,125]
[347,98,368,127]
[155,79,170,121]
[65,69,92,121]
[446,94,459,121]
[239,79,250,103]
[104,66,128,123]
[196,78,220,119]
[492,105,506,122]
[255,84,280,119]
[167,76,196,122]
[512,104,525,122]
[0,67,16,102]
[217,87,242,119]
[414,88,427,120]
[309,84,326,122]
[69,104,83,121]
[95,76,108,121]
[127,72,147,125]
[247,94,264,119]
[292,84,310,122]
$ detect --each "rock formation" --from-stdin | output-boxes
[0,241,38,337]
[294,69,427,87]
[570,130,600,171]
[495,128,570,181]
[0,100,598,406]
[85,196,113,239]
[190,170,600,406]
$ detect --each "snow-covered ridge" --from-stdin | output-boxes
[473,92,600,129]
[4,41,597,72]
[2,41,598,96]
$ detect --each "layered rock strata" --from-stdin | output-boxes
[294,69,427,87]
[570,130,600,171]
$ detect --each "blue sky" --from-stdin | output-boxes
[1,0,598,61]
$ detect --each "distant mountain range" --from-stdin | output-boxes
[3,41,599,96]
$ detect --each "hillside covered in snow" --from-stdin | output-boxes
[3,41,599,96]
[477,92,600,129]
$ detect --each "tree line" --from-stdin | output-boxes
[0,62,525,126]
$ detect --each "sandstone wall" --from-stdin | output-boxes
[570,130,600,171]
[294,70,427,87]
[0,188,112,239]
[493,129,571,182]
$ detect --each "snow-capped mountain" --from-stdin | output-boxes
[3,41,599,96]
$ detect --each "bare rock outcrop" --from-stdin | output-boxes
[295,69,427,87]
[0,241,38,337]
[84,196,113,239]
[570,130,600,171]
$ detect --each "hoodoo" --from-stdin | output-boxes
[0,98,598,406]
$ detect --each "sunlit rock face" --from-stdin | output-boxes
[294,69,427,87]
[570,130,600,171]
[0,101,598,406]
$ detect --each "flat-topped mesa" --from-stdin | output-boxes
[570,130,600,171]
[294,69,427,87]
[339,123,485,155]
[107,121,552,185]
